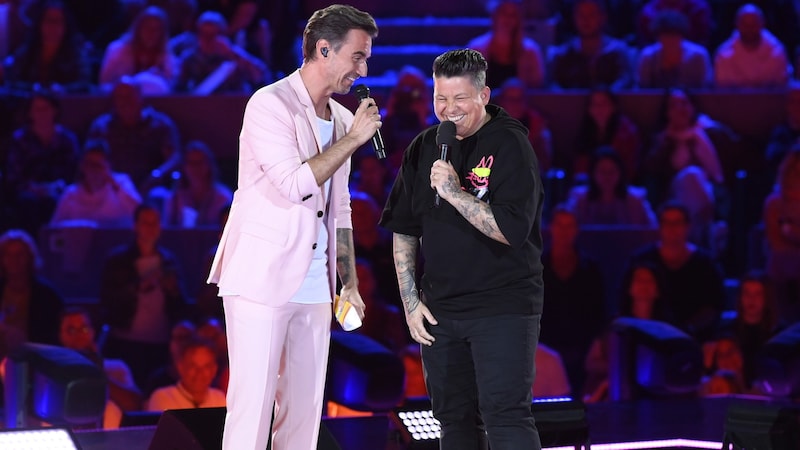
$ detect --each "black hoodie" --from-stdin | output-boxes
[380,104,544,320]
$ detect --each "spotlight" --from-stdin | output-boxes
[0,427,82,450]
[390,397,439,450]
[390,396,590,449]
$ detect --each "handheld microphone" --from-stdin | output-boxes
[353,84,386,159]
[434,121,457,208]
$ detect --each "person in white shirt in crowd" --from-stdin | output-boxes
[713,3,791,89]
[50,138,141,227]
[146,336,226,411]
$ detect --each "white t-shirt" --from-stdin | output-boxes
[146,383,226,411]
[291,116,335,305]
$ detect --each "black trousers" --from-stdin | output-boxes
[420,313,542,450]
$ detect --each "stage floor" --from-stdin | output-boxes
[70,396,790,450]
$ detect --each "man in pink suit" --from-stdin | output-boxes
[206,5,380,449]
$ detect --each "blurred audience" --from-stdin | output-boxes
[2,0,94,93]
[146,336,226,411]
[761,145,800,325]
[636,0,712,47]
[350,154,392,209]
[196,316,229,392]
[175,10,269,95]
[4,88,80,234]
[98,5,178,95]
[467,0,545,88]
[0,229,63,358]
[58,306,143,428]
[379,65,435,173]
[157,140,232,228]
[86,77,182,193]
[628,201,726,340]
[100,204,188,387]
[565,146,657,227]
[350,190,397,307]
[547,0,633,89]
[644,87,724,244]
[574,88,641,180]
[540,206,606,392]
[0,1,32,78]
[713,4,791,89]
[635,10,712,89]
[50,139,141,227]
[493,77,553,173]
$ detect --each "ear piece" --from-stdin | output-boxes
[321,47,329,57]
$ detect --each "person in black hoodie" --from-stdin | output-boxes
[380,49,544,450]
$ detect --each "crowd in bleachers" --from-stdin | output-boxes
[1,0,800,430]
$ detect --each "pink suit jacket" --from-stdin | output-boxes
[207,70,354,306]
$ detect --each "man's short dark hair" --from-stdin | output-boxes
[657,200,691,224]
[651,10,689,37]
[433,49,488,90]
[302,4,378,62]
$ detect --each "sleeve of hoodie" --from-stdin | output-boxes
[488,125,542,249]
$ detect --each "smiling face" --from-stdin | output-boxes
[433,75,490,139]
[324,28,372,95]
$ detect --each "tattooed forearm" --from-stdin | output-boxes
[450,192,510,245]
[393,233,421,315]
[336,228,356,287]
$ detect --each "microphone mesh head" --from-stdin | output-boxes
[354,84,370,100]
[436,121,457,146]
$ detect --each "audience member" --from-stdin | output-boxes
[713,4,791,89]
[158,140,232,228]
[761,146,800,325]
[709,0,799,61]
[628,201,726,340]
[100,204,188,387]
[2,0,94,93]
[636,0,712,47]
[565,146,657,227]
[493,77,553,173]
[196,316,229,392]
[532,343,572,398]
[765,82,800,180]
[86,77,182,193]
[540,206,606,393]
[58,306,143,429]
[710,271,779,389]
[146,336,226,410]
[4,89,80,234]
[547,0,633,89]
[583,261,672,402]
[635,10,712,89]
[0,229,63,360]
[379,65,435,173]
[50,139,142,227]
[700,336,746,395]
[144,319,196,396]
[467,0,545,88]
[175,10,269,95]
[574,88,641,180]
[196,0,270,66]
[644,87,724,244]
[98,6,178,95]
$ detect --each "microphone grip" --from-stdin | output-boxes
[372,132,386,160]
[434,143,449,208]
